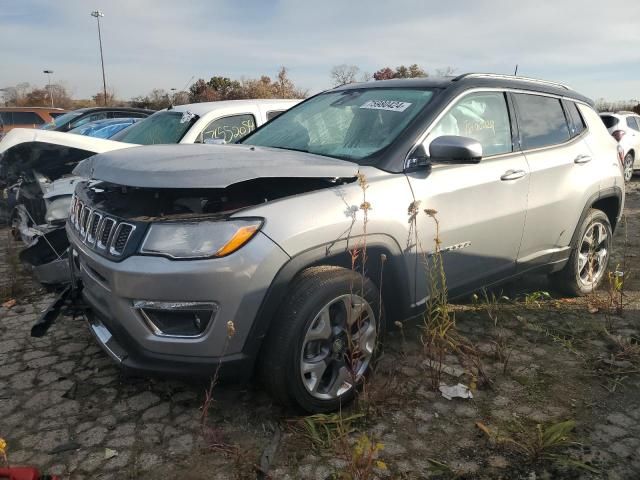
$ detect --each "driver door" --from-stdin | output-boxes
[405,91,529,304]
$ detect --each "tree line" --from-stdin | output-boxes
[2,64,638,114]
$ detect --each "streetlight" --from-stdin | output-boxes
[43,70,54,108]
[90,10,107,106]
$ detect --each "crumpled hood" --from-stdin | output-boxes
[0,127,133,154]
[73,144,360,188]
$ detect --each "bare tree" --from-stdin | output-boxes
[435,66,457,77]
[330,64,361,86]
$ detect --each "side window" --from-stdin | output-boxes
[12,112,45,125]
[564,101,586,138]
[0,112,12,125]
[626,117,640,132]
[71,112,107,128]
[429,92,512,156]
[201,114,256,143]
[514,94,570,149]
[266,110,283,121]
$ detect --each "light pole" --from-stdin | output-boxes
[43,70,54,108]
[90,10,107,106]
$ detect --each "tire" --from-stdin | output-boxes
[550,209,612,296]
[259,266,383,413]
[623,153,634,182]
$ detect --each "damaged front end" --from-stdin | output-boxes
[10,176,81,285]
[0,128,126,284]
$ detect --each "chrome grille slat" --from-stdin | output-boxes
[97,218,116,250]
[86,212,103,244]
[109,222,135,256]
[69,200,136,258]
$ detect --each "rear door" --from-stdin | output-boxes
[627,116,640,160]
[513,93,599,269]
[407,90,529,301]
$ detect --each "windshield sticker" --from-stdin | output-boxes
[180,111,196,124]
[360,100,412,112]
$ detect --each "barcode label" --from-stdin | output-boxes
[360,100,412,112]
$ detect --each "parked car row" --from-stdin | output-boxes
[0,99,300,283]
[0,107,68,139]
[59,74,624,412]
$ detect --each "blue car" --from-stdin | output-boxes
[69,117,141,139]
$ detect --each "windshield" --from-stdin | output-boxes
[110,110,198,144]
[40,110,83,129]
[242,88,434,161]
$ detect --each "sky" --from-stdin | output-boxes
[1,0,639,101]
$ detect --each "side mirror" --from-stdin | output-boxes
[429,135,482,163]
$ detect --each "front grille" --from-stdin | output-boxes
[111,223,134,255]
[70,194,136,258]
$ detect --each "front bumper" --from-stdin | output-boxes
[68,224,289,378]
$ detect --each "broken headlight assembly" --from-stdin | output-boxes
[140,219,263,259]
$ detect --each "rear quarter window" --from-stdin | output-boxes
[513,94,570,149]
[600,115,619,129]
[565,101,587,138]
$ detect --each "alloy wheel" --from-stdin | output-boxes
[577,220,609,290]
[624,154,634,182]
[299,294,376,400]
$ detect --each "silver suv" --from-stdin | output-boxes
[68,74,624,412]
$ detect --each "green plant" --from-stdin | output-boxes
[476,420,598,473]
[292,412,365,451]
[522,290,552,308]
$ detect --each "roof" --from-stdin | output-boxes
[167,99,301,115]
[333,73,593,105]
[0,107,67,112]
[70,106,155,114]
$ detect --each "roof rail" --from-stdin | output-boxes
[452,73,571,90]
[616,110,636,115]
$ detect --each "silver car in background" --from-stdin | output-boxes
[68,74,623,412]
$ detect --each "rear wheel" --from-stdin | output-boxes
[259,266,382,413]
[550,209,612,296]
[623,153,634,182]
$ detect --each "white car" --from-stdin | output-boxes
[0,99,300,284]
[110,99,300,145]
[600,111,640,181]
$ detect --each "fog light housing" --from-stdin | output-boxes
[134,301,218,337]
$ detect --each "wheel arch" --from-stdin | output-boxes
[242,234,413,372]
[571,187,623,247]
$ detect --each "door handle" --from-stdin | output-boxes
[574,154,592,164]
[500,169,526,181]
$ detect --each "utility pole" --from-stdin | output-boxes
[91,10,108,106]
[43,70,54,107]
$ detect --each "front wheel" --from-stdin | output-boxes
[623,153,634,182]
[550,209,612,296]
[259,266,383,413]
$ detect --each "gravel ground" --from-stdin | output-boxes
[1,179,639,479]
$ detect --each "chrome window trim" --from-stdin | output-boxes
[405,87,592,168]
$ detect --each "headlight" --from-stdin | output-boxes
[140,219,262,259]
